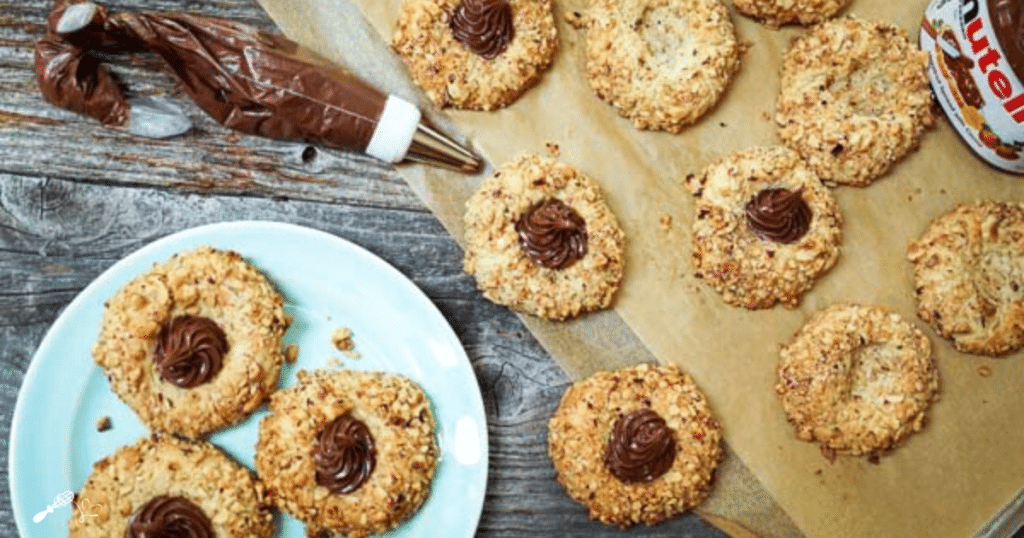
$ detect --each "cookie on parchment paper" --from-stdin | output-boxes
[582,0,741,132]
[392,0,558,110]
[462,153,626,320]
[734,0,851,28]
[69,434,273,538]
[685,146,842,309]
[776,17,934,186]
[255,369,438,538]
[775,303,939,460]
[92,246,289,438]
[907,201,1024,356]
[548,363,723,528]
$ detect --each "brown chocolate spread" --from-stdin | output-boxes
[941,29,985,108]
[35,1,387,151]
[989,0,1024,80]
[515,198,588,270]
[744,187,813,244]
[450,0,515,59]
[604,409,676,483]
[153,315,227,389]
[125,495,214,538]
[314,412,376,494]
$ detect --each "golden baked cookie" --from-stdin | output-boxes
[548,364,724,528]
[776,303,939,460]
[392,0,558,110]
[734,0,851,27]
[582,0,741,132]
[255,369,438,538]
[462,153,626,320]
[69,435,273,538]
[776,17,934,186]
[92,246,289,438]
[685,146,842,309]
[907,201,1024,356]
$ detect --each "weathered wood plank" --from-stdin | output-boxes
[0,176,728,537]
[0,0,421,209]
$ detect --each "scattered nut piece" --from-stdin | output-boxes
[332,326,362,359]
[565,10,587,29]
[96,416,112,432]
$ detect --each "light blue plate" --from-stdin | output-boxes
[9,221,488,537]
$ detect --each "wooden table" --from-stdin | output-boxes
[0,0,730,536]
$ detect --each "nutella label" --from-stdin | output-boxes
[922,0,1024,173]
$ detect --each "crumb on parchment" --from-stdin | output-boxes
[284,342,299,364]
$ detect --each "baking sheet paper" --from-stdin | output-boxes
[254,0,1024,536]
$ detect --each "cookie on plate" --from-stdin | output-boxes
[907,201,1024,356]
[462,153,626,320]
[69,434,273,538]
[548,363,723,528]
[392,0,558,110]
[583,0,741,132]
[734,0,851,27]
[255,369,438,538]
[92,246,289,438]
[685,146,842,309]
[776,17,934,186]
[775,303,939,460]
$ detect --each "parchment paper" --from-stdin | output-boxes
[254,0,1024,537]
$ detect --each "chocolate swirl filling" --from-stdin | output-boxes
[153,315,228,389]
[450,0,515,59]
[745,187,813,244]
[515,197,588,270]
[604,409,676,483]
[314,412,376,494]
[124,495,214,538]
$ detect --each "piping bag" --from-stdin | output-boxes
[34,0,482,173]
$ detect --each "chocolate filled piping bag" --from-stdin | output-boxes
[34,1,482,173]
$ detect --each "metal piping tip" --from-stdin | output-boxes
[404,122,482,174]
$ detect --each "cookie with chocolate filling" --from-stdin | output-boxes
[685,146,842,309]
[907,201,1024,356]
[92,246,289,438]
[776,303,940,460]
[255,369,438,538]
[776,17,935,186]
[392,0,558,110]
[582,0,741,132]
[462,153,626,320]
[69,434,273,538]
[734,0,851,27]
[547,364,724,528]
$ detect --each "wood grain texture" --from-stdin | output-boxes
[0,1,733,533]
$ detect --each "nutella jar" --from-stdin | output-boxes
[921,0,1024,173]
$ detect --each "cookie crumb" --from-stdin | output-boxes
[977,365,992,377]
[328,357,344,367]
[565,10,587,29]
[545,141,561,157]
[332,326,361,359]
[285,342,299,364]
[659,214,673,230]
[96,416,112,432]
